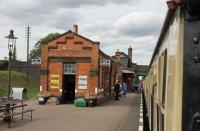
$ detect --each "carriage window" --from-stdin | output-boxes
[162,50,167,107]
[63,64,76,74]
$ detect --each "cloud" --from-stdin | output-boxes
[114,11,164,37]
[47,9,81,30]
[0,0,169,65]
[42,0,135,8]
[0,0,135,18]
[84,21,111,33]
[0,0,137,25]
[0,3,82,28]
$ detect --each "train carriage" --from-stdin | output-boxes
[143,0,200,131]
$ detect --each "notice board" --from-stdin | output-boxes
[78,76,87,89]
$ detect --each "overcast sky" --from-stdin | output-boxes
[0,0,168,65]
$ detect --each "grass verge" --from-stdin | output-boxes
[0,71,39,99]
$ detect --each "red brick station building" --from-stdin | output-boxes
[40,25,134,104]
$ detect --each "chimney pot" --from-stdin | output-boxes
[72,24,78,34]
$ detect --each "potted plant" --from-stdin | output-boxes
[37,91,51,105]
[85,96,97,107]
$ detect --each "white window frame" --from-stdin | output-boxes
[63,63,76,74]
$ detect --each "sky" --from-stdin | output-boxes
[0,0,168,65]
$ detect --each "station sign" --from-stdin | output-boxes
[100,60,110,67]
[78,76,87,89]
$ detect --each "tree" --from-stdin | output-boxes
[30,33,60,59]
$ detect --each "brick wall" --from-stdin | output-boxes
[48,62,63,96]
[40,44,49,91]
[40,31,100,98]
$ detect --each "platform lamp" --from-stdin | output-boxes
[5,29,17,99]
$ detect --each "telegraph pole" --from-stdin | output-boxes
[25,26,31,82]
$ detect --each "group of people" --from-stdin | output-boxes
[114,80,128,100]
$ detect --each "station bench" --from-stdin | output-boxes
[0,99,34,128]
[0,108,34,128]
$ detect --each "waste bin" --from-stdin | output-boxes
[12,87,27,100]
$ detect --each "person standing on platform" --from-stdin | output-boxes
[114,80,120,100]
[122,82,128,97]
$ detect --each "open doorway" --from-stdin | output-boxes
[62,75,75,104]
[61,63,76,104]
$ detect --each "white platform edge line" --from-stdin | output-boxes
[138,94,143,131]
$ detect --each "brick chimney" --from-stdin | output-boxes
[72,24,78,34]
[115,49,121,62]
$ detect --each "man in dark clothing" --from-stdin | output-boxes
[114,81,120,100]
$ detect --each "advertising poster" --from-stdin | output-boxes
[50,75,60,89]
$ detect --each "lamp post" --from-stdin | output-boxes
[5,29,17,100]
